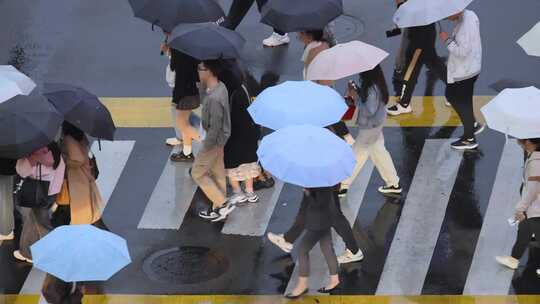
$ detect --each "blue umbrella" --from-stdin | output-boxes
[31,225,131,282]
[257,125,355,187]
[248,81,347,130]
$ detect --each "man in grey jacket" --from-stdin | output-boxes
[192,60,235,222]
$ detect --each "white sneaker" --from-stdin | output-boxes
[338,249,364,264]
[267,232,293,253]
[537,269,540,276]
[165,137,183,146]
[229,192,248,205]
[495,256,519,270]
[262,32,290,47]
[386,103,412,116]
[0,231,14,241]
[13,250,33,263]
[211,201,237,222]
[445,100,451,107]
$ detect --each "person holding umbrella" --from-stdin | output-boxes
[193,60,236,222]
[495,138,540,270]
[13,143,65,263]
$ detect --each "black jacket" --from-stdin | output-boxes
[224,85,260,169]
[303,187,339,231]
[0,158,16,176]
[170,49,199,102]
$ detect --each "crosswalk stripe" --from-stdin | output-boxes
[221,181,285,236]
[463,140,522,295]
[19,141,134,299]
[137,144,200,230]
[285,160,375,295]
[376,139,463,295]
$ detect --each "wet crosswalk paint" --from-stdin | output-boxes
[2,128,537,297]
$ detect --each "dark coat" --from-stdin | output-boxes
[303,186,340,231]
[170,49,199,103]
[224,85,261,169]
[406,23,438,58]
[0,158,16,176]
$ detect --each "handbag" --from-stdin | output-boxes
[14,165,55,208]
[341,96,357,121]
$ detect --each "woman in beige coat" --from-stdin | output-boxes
[61,122,104,225]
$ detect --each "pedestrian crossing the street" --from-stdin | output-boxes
[2,128,534,296]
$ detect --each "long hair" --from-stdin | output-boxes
[218,59,245,95]
[530,138,540,152]
[358,65,389,104]
[62,121,85,142]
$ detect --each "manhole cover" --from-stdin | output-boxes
[143,247,229,284]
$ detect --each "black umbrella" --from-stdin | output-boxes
[0,95,63,159]
[169,23,246,60]
[128,0,225,32]
[43,83,116,140]
[260,0,343,33]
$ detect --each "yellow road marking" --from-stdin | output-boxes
[101,96,493,128]
[2,295,540,304]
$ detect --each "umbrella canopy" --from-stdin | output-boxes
[306,40,389,81]
[169,23,245,60]
[128,0,225,32]
[393,0,474,28]
[517,21,540,57]
[248,81,347,130]
[43,83,116,140]
[480,86,540,139]
[31,225,131,282]
[257,125,355,187]
[0,65,36,104]
[260,0,343,33]
[0,95,62,159]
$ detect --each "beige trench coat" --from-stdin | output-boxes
[63,135,103,224]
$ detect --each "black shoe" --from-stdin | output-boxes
[473,122,485,135]
[284,288,308,299]
[198,208,219,220]
[338,188,348,197]
[451,137,478,150]
[317,283,341,293]
[211,201,237,222]
[378,184,402,194]
[253,177,275,191]
[170,152,194,162]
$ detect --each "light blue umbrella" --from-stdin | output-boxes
[257,125,356,187]
[248,81,348,130]
[31,225,131,282]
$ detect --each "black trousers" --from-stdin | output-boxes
[445,76,478,139]
[512,217,540,259]
[284,193,360,254]
[297,229,338,277]
[393,47,447,106]
[222,0,285,35]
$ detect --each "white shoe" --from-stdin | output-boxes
[262,32,290,47]
[229,192,248,205]
[211,201,237,222]
[338,249,364,264]
[445,100,451,107]
[0,231,14,241]
[495,256,519,270]
[267,232,293,253]
[537,269,540,276]
[165,137,183,146]
[386,103,412,116]
[13,250,33,263]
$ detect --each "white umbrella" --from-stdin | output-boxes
[0,65,36,103]
[517,21,540,57]
[393,0,474,28]
[305,40,389,81]
[480,86,540,139]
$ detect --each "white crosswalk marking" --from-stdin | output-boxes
[285,160,375,295]
[137,144,200,230]
[19,141,134,298]
[464,140,522,295]
[222,180,285,236]
[376,139,463,295]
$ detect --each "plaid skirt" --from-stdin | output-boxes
[226,162,261,181]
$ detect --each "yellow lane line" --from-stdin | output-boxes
[3,295,540,304]
[101,96,493,128]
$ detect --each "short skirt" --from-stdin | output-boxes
[226,162,261,181]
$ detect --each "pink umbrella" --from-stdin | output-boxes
[306,40,389,81]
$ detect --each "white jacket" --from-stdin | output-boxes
[445,10,482,84]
